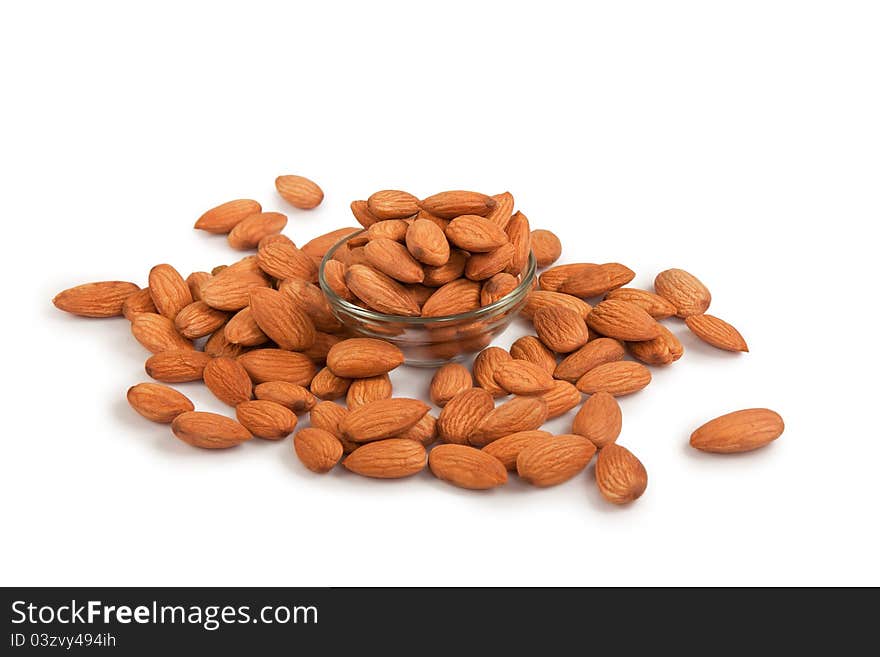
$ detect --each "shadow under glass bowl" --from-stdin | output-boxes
[318,229,536,367]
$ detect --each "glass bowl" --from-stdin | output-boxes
[318,230,536,367]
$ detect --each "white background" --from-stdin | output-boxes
[1,1,878,586]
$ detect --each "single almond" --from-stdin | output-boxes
[277,278,342,333]
[396,413,437,446]
[595,443,648,504]
[195,199,261,234]
[533,305,590,353]
[130,313,194,353]
[322,259,354,301]
[309,401,348,439]
[685,314,749,352]
[364,237,425,284]
[422,249,466,286]
[53,281,140,318]
[145,349,212,383]
[350,200,381,228]
[326,338,405,378]
[173,301,228,339]
[127,382,194,423]
[254,381,316,414]
[654,268,711,317]
[517,434,596,487]
[310,366,352,401]
[235,400,297,440]
[204,328,247,359]
[430,363,474,407]
[503,211,531,275]
[473,347,513,397]
[436,388,495,444]
[572,391,622,448]
[554,338,626,382]
[227,212,288,250]
[201,269,271,311]
[540,263,634,298]
[275,174,323,209]
[301,227,360,261]
[428,444,507,490]
[224,306,268,346]
[171,411,252,449]
[294,427,343,473]
[628,325,684,366]
[510,335,557,374]
[690,408,784,453]
[465,242,515,280]
[346,374,393,409]
[185,272,211,302]
[122,287,157,320]
[368,190,420,219]
[470,396,549,447]
[344,264,421,316]
[366,219,409,242]
[445,215,509,252]
[539,380,582,419]
[531,229,562,268]
[485,191,514,228]
[575,361,651,396]
[237,348,316,386]
[605,287,677,319]
[343,439,426,478]
[480,272,519,306]
[482,430,553,470]
[421,278,481,317]
[203,356,253,406]
[586,299,662,342]
[414,208,450,232]
[493,360,554,395]
[249,287,316,351]
[341,398,430,443]
[420,190,496,218]
[405,218,451,267]
[521,290,592,321]
[256,237,318,282]
[148,264,193,319]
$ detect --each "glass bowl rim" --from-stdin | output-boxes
[318,229,537,325]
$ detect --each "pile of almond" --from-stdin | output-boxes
[53,175,784,506]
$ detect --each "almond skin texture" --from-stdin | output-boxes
[690,408,784,453]
[576,361,652,396]
[342,398,430,443]
[531,229,562,268]
[504,211,531,275]
[236,400,298,440]
[605,288,677,319]
[480,272,519,306]
[533,306,590,353]
[350,200,381,228]
[587,300,663,342]
[203,357,253,406]
[127,383,194,423]
[237,349,317,386]
[486,191,514,228]
[445,215,509,252]
[277,278,342,334]
[422,249,466,286]
[493,360,555,395]
[345,264,421,316]
[572,391,622,448]
[482,430,553,470]
[517,434,597,487]
[204,329,246,359]
[323,259,354,301]
[130,313,194,353]
[343,439,427,478]
[224,307,268,346]
[148,264,193,319]
[437,388,495,444]
[122,287,158,320]
[201,270,271,311]
[473,347,513,397]
[365,238,425,283]
[303,332,342,365]
[171,411,253,449]
[465,242,515,281]
[254,381,316,414]
[366,219,409,243]
[685,314,749,352]
[249,287,316,351]
[294,428,343,473]
[368,190,420,220]
[596,443,648,504]
[301,227,360,261]
[227,212,288,250]
[420,190,496,219]
[654,268,711,317]
[429,444,508,490]
[539,380,582,419]
[195,199,262,234]
[310,367,352,401]
[275,175,323,209]
[554,338,626,382]
[256,238,317,282]
[628,325,684,366]
[510,336,557,374]
[397,413,437,446]
[327,338,405,378]
[346,374,393,409]
[53,281,140,318]
[173,301,228,339]
[309,401,348,440]
[430,363,474,406]
[421,279,481,317]
[470,396,549,447]
[145,349,212,383]
[522,290,592,321]
[186,270,215,300]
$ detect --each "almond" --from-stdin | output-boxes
[517,434,596,487]
[341,398,430,443]
[430,363,474,406]
[575,361,651,396]
[195,199,262,234]
[277,278,342,333]
[185,272,211,301]
[256,237,318,282]
[227,212,288,250]
[350,200,381,228]
[346,374,393,409]
[237,348,317,386]
[422,249,466,286]
[587,299,662,341]
[404,283,433,309]
[201,269,271,311]
[503,211,531,275]
[421,278,481,317]
[486,191,514,228]
[130,313,194,353]
[405,218,451,267]
[539,380,582,419]
[294,427,343,473]
[173,301,228,339]
[533,305,590,353]
[521,290,592,320]
[480,272,519,305]
[595,443,647,504]
[554,338,625,382]
[628,325,684,366]
[53,281,140,318]
[540,263,634,298]
[127,382,194,423]
[275,174,323,209]
[203,356,253,406]
[415,208,450,232]
[204,328,246,359]
[685,314,748,352]
[605,287,677,319]
[254,381,316,414]
[690,408,784,453]
[469,396,549,447]
[309,401,348,439]
[428,444,507,490]
[235,399,298,439]
[420,190,496,218]
[310,366,352,400]
[464,242,515,280]
[473,347,513,397]
[493,360,554,395]
[301,227,360,261]
[224,307,268,346]
[122,287,157,320]
[326,337,405,378]
[249,287,316,351]
[344,264,421,316]
[366,219,409,242]
[654,268,711,317]
[171,411,252,449]
[302,331,342,365]
[436,388,495,444]
[530,229,562,268]
[322,259,354,301]
[343,439,426,478]
[145,349,212,383]
[364,237,425,283]
[572,391,621,448]
[445,215,508,252]
[509,335,557,374]
[148,264,193,319]
[367,190,420,220]
[482,430,552,470]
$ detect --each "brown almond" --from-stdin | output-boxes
[429,444,507,490]
[539,380,582,419]
[395,413,437,447]
[294,427,343,473]
[301,227,360,261]
[344,264,421,316]
[654,268,711,317]
[493,360,554,395]
[277,278,342,334]
[628,325,684,366]
[503,211,531,275]
[480,272,519,306]
[576,361,651,396]
[254,381,316,414]
[326,338,404,378]
[540,263,634,298]
[171,411,252,449]
[224,307,268,346]
[195,199,262,234]
[587,299,662,342]
[256,237,318,282]
[302,331,341,365]
[430,363,474,407]
[473,346,513,397]
[595,443,648,504]
[445,215,508,252]
[509,335,557,374]
[522,290,592,321]
[465,242,515,280]
[436,388,495,444]
[364,237,425,284]
[420,190,496,218]
[235,400,297,440]
[185,272,211,302]
[203,356,253,406]
[517,434,596,487]
[554,338,626,382]
[130,313,194,353]
[368,190,420,219]
[343,439,426,478]
[127,382,194,423]
[342,398,430,443]
[310,366,352,401]
[485,191,514,229]
[346,374,393,409]
[572,391,622,448]
[605,287,677,319]
[405,218,451,267]
[204,329,246,359]
[404,283,433,309]
[322,259,354,301]
[350,200,381,228]
[366,219,409,243]
[421,278,481,317]
[201,269,271,311]
[469,396,549,447]
[248,287,316,351]
[145,349,211,383]
[275,174,323,209]
[482,430,552,470]
[309,401,348,439]
[533,305,590,353]
[148,264,193,319]
[685,314,749,352]
[422,249,466,286]
[122,287,157,320]
[173,301,227,339]
[531,229,562,268]
[690,408,784,453]
[227,212,288,250]
[53,281,140,318]
[237,348,317,386]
